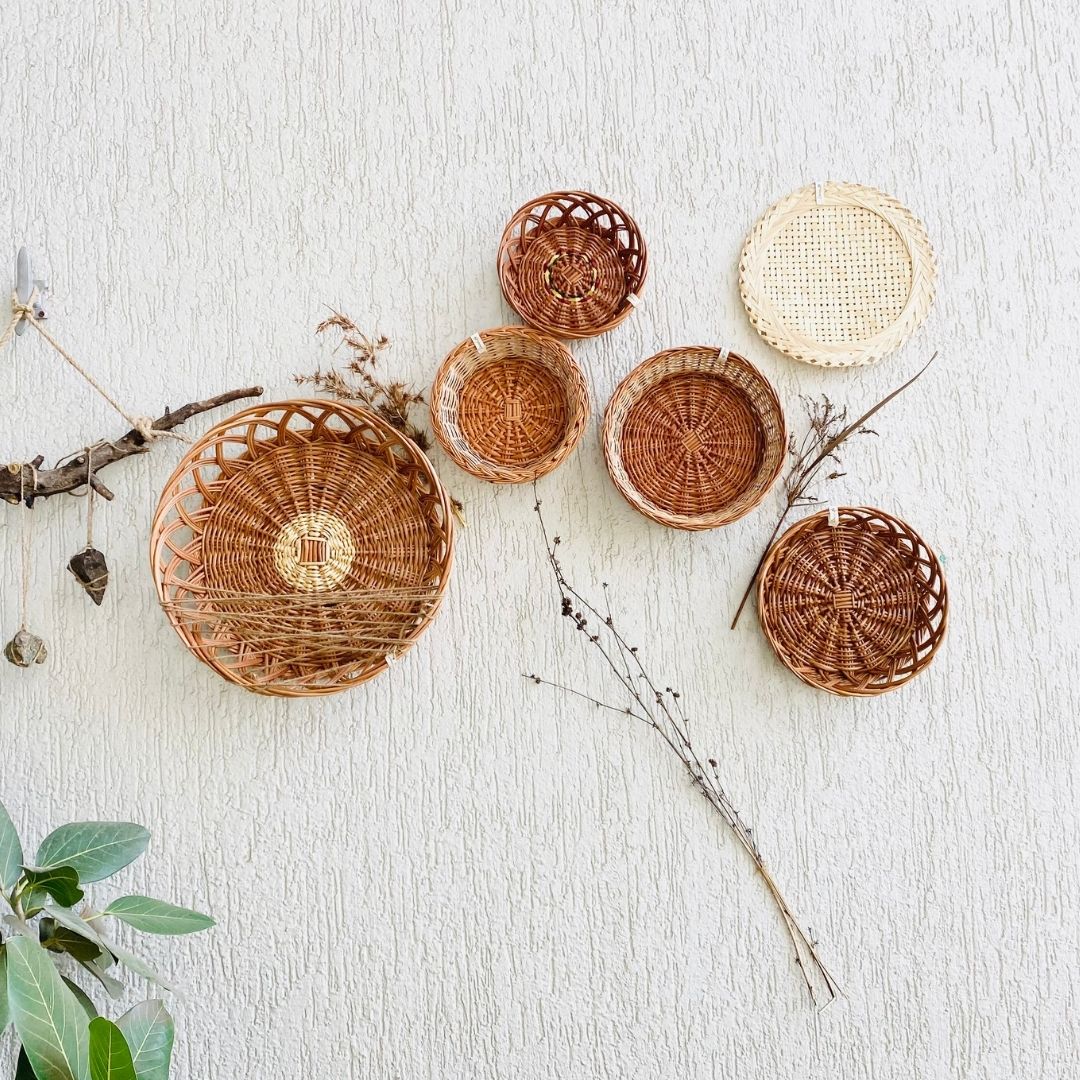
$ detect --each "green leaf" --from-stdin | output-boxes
[44,927,102,964]
[76,959,124,1001]
[5,935,89,1080]
[0,798,23,889]
[0,943,9,1031]
[41,906,111,956]
[88,1018,137,1080]
[92,932,176,994]
[103,896,214,936]
[22,866,85,913]
[35,824,150,884]
[62,978,97,1020]
[116,1001,173,1080]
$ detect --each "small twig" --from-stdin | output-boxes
[0,387,264,505]
[527,484,841,1006]
[730,354,936,628]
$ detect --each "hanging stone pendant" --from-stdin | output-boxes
[68,546,109,606]
[4,629,48,667]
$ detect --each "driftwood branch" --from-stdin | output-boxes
[1,386,263,506]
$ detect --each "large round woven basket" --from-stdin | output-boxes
[603,348,786,530]
[150,400,454,698]
[757,507,947,696]
[430,326,590,483]
[739,182,936,367]
[498,190,647,339]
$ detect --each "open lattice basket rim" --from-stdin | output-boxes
[429,325,591,484]
[150,399,454,698]
[497,190,648,339]
[757,505,947,696]
[739,181,937,368]
[602,347,786,531]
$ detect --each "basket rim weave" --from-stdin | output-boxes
[757,505,947,696]
[497,189,648,339]
[150,398,454,698]
[739,181,937,367]
[429,325,591,484]
[602,347,786,531]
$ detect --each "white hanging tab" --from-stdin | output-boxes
[470,331,487,354]
[718,345,731,361]
[14,247,32,337]
[827,503,840,527]
[814,181,826,205]
[626,292,641,308]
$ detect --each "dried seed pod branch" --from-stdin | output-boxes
[730,354,936,628]
[527,486,840,1006]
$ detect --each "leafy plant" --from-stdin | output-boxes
[0,801,213,1080]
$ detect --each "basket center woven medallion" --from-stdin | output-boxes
[620,374,765,517]
[762,206,913,344]
[544,251,600,302]
[152,400,454,698]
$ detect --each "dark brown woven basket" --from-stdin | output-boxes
[429,326,591,483]
[758,506,947,696]
[498,191,647,339]
[603,347,786,530]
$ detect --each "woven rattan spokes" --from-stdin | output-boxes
[603,348,786,530]
[758,507,947,696]
[151,400,454,697]
[739,182,937,367]
[498,191,647,338]
[430,326,590,483]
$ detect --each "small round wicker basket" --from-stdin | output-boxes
[603,348,786,530]
[739,181,937,367]
[430,326,591,484]
[498,191,647,339]
[757,507,947,696]
[150,399,454,698]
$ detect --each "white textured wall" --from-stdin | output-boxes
[1,1,1077,1076]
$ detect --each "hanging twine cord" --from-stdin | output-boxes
[16,465,34,630]
[2,290,190,448]
[85,447,95,548]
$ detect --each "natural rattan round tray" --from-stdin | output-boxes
[603,348,786,530]
[758,507,947,696]
[498,191,647,339]
[150,400,454,697]
[739,182,936,367]
[430,326,590,483]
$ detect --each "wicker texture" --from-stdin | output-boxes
[430,326,591,483]
[498,191,647,339]
[758,507,947,696]
[151,399,454,697]
[603,348,786,530]
[739,182,937,367]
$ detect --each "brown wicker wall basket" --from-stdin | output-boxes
[150,399,454,698]
[739,181,937,367]
[603,347,786,530]
[430,326,591,483]
[757,506,947,696]
[498,190,647,339]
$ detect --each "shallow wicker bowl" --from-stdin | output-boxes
[603,347,786,530]
[150,400,454,698]
[739,181,937,367]
[430,326,591,484]
[498,191,647,339]
[758,507,947,696]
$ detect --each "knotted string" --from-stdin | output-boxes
[2,290,190,446]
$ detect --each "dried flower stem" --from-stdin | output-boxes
[730,354,937,628]
[527,485,840,1006]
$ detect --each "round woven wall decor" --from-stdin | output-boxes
[739,182,936,367]
[150,399,454,698]
[498,191,648,339]
[757,507,947,696]
[430,326,591,484]
[603,348,786,530]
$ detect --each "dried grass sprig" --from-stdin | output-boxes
[730,354,936,628]
[526,485,840,1006]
